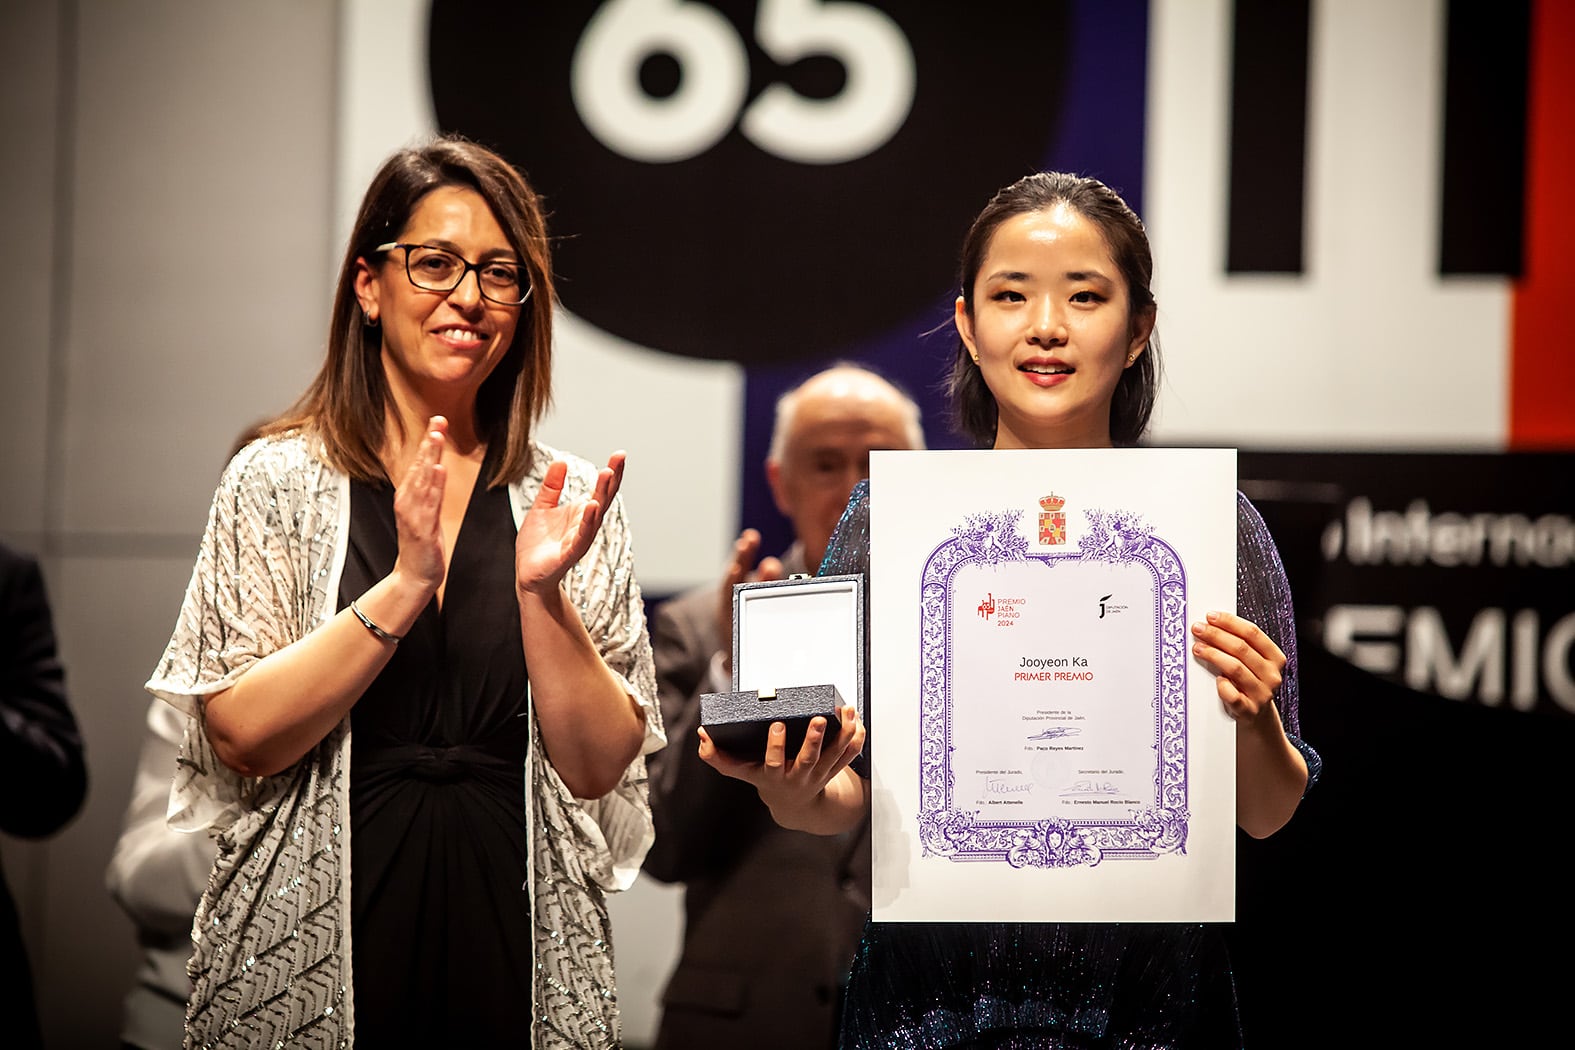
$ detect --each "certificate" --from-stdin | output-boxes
[868,448,1238,923]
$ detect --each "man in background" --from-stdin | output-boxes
[0,541,88,1050]
[643,363,924,1050]
[105,698,216,1050]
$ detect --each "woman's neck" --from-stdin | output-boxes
[993,423,1114,451]
[381,394,486,481]
[382,362,485,447]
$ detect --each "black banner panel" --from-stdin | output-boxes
[1227,449,1573,1048]
[1227,0,1311,274]
[1441,0,1531,276]
[1239,450,1574,721]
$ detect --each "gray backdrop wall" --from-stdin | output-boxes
[1,2,337,1047]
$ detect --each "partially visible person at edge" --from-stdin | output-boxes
[144,135,663,1049]
[643,363,924,1050]
[107,423,265,1050]
[700,171,1322,1048]
[107,694,215,1050]
[1,540,88,1050]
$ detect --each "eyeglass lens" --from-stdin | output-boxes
[405,246,526,304]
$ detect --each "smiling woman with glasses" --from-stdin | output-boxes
[145,134,664,1049]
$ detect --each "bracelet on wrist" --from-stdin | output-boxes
[350,599,403,645]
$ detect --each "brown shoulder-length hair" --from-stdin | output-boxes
[265,134,554,487]
[946,171,1161,448]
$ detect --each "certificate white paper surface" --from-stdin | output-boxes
[868,448,1238,923]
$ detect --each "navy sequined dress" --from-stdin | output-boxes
[819,480,1322,1050]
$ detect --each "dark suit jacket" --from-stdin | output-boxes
[643,547,871,1050]
[0,543,87,1050]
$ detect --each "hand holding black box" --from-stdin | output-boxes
[700,573,864,759]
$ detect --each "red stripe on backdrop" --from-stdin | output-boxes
[1511,0,1575,448]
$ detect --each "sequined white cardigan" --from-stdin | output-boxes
[146,432,664,1049]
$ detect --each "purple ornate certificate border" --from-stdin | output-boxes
[917,508,1191,868]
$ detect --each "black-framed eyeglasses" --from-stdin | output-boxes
[375,242,532,306]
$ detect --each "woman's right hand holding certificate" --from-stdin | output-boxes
[699,705,869,836]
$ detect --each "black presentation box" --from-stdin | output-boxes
[700,683,850,756]
[700,572,865,758]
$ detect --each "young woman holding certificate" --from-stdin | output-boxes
[700,172,1321,1048]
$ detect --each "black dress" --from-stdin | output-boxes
[338,459,533,1048]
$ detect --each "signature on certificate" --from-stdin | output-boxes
[1060,779,1119,797]
[1028,726,1081,741]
